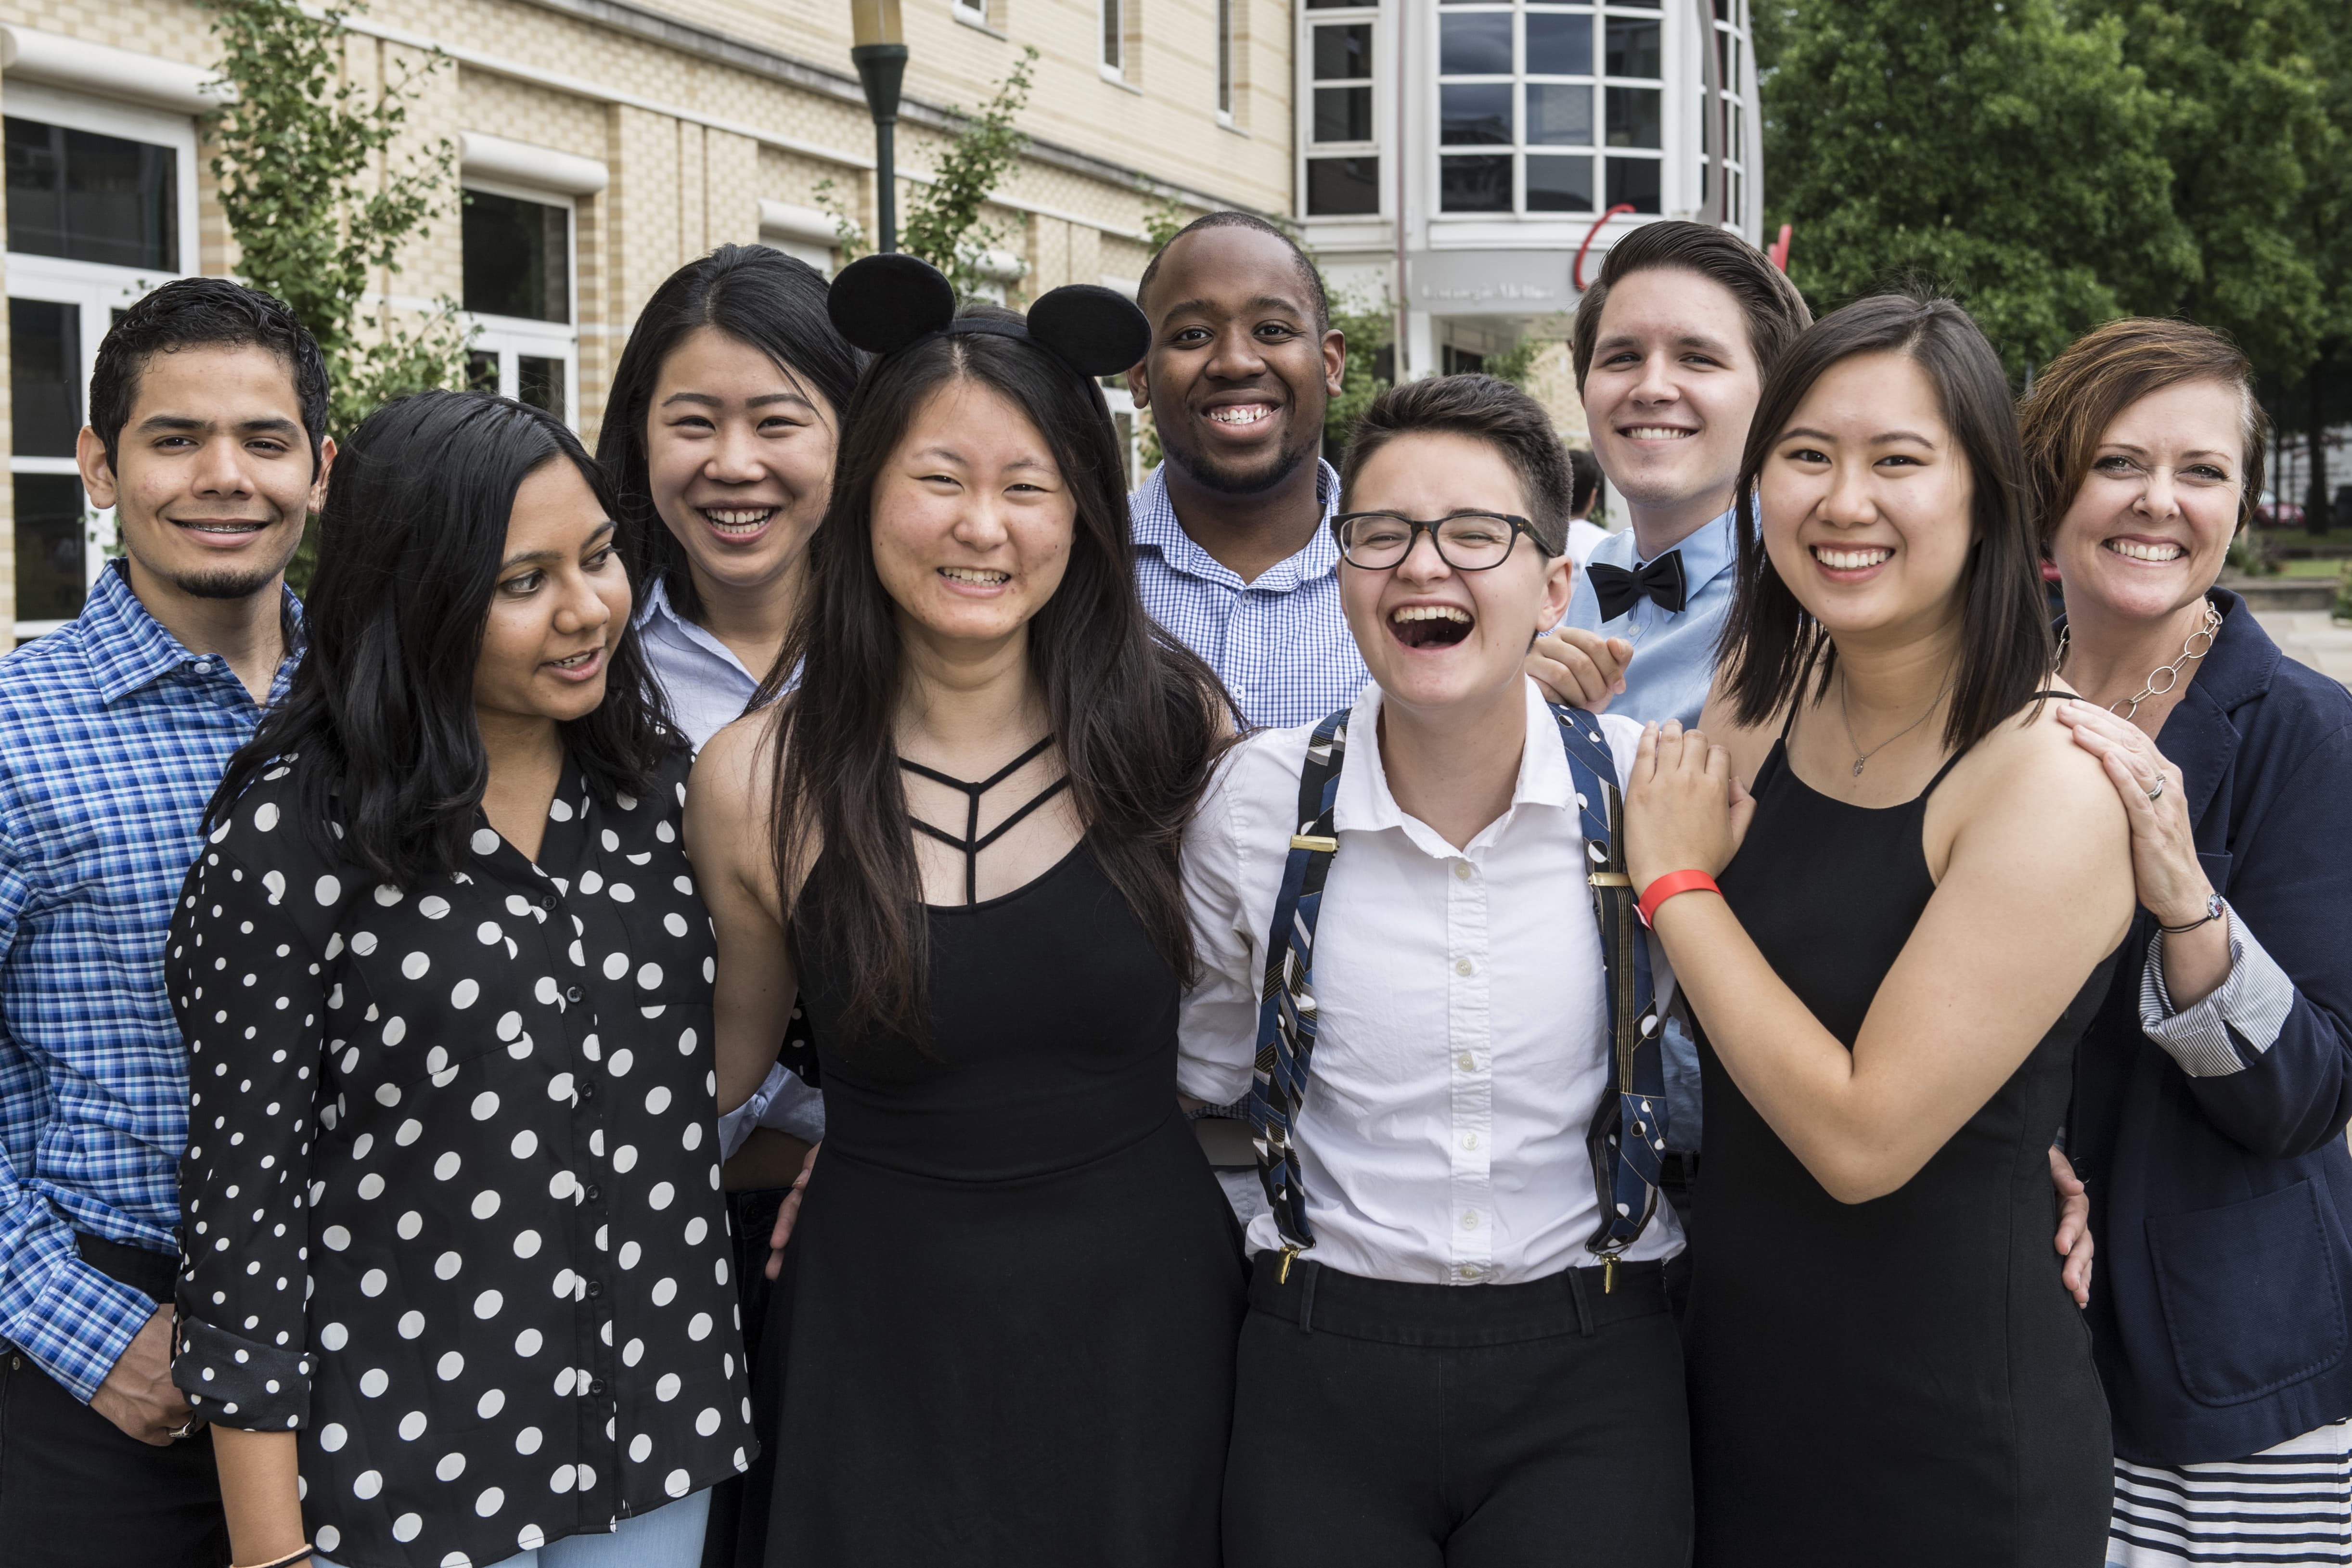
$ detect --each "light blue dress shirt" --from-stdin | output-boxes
[1560,507,1740,1154]
[632,576,825,1148]
[1561,507,1740,729]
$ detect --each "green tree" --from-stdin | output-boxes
[820,48,1041,300]
[205,0,472,589]
[1759,0,2197,377]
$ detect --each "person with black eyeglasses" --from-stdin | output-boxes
[1182,373,1692,1568]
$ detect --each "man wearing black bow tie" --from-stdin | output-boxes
[1530,222,1810,728]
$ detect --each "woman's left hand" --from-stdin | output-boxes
[1625,720,1755,891]
[2055,702,2211,928]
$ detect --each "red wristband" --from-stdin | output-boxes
[1637,869,1720,928]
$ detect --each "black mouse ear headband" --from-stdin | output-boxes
[825,252,1150,379]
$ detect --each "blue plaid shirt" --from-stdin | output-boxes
[0,563,296,1400]
[1130,460,1367,732]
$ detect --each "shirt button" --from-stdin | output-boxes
[1453,861,1473,881]
[585,1279,604,1298]
[1455,958,1474,977]
[1461,1211,1480,1231]
[579,1084,597,1105]
[541,894,559,912]
[193,659,215,674]
[1459,1264,1483,1280]
[584,1183,603,1203]
[566,986,585,1004]
[1462,1132,1480,1151]
[587,1378,608,1397]
[1457,1053,1475,1072]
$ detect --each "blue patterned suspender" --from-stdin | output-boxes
[1245,703,1668,1287]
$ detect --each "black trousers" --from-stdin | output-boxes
[1224,1254,1693,1568]
[0,1236,229,1568]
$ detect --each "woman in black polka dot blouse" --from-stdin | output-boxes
[169,392,754,1568]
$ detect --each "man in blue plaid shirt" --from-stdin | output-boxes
[0,279,329,1567]
[1125,213,1364,733]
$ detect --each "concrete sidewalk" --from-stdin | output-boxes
[2243,607,2352,689]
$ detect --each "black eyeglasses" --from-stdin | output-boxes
[1331,511,1555,572]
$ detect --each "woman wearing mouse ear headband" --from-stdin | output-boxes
[690,255,1247,1567]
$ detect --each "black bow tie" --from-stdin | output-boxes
[1587,552,1688,621]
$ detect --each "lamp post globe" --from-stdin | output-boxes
[849,0,907,254]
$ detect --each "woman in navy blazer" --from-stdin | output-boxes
[2023,319,2352,1568]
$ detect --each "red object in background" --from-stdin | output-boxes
[1768,224,1793,272]
[1574,204,1639,290]
[2041,557,2064,584]
[2256,497,2307,528]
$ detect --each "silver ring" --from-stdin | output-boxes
[2146,776,2165,803]
[168,1417,200,1441]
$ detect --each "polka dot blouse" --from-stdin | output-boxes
[168,749,756,1568]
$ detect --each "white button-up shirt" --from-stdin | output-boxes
[1179,677,1685,1285]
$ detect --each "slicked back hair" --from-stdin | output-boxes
[1570,220,1811,392]
[1137,211,1328,331]
[2018,317,2266,542]
[90,276,330,472]
[1717,291,2053,755]
[1339,374,1576,553]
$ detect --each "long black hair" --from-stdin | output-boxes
[595,245,865,624]
[1716,292,2053,752]
[764,308,1235,1040]
[210,390,677,886]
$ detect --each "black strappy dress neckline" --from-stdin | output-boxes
[899,734,1072,907]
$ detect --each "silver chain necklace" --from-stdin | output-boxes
[1838,668,1956,777]
[2057,601,2221,721]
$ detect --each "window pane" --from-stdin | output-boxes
[1606,156,1662,213]
[1605,18,1661,76]
[462,192,570,324]
[1439,154,1512,213]
[5,118,177,270]
[1438,13,1512,75]
[1306,156,1381,216]
[1103,0,1121,69]
[1527,153,1595,210]
[1440,83,1513,145]
[1607,87,1662,146]
[1527,84,1594,144]
[517,357,566,421]
[1314,87,1375,142]
[1306,0,1367,8]
[1218,0,1234,114]
[9,299,82,459]
[1441,345,1486,374]
[13,472,87,623]
[1525,13,1593,76]
[466,350,501,394]
[1313,23,1373,79]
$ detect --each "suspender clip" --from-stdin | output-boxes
[1289,834,1338,852]
[1589,871,1632,887]
[1604,1255,1617,1294]
[1278,1245,1305,1285]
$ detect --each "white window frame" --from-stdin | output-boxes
[953,0,993,30]
[4,84,199,641]
[459,180,580,431]
[1101,0,1126,79]
[1298,3,1385,221]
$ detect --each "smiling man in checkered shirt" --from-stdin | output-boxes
[0,279,329,1568]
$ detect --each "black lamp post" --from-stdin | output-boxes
[849,0,907,254]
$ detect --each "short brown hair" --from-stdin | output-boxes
[1570,221,1812,392]
[1339,374,1576,553]
[2017,318,2266,542]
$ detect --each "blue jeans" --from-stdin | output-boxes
[316,1489,709,1568]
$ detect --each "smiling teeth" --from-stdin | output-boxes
[704,509,772,531]
[1209,406,1272,425]
[2107,539,2185,563]
[551,650,596,668]
[940,566,1010,584]
[1815,547,1892,569]
[1622,426,1693,440]
[1392,605,1471,624]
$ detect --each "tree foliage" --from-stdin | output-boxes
[203,0,471,441]
[820,48,1041,301]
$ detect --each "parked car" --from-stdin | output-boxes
[2256,491,2307,528]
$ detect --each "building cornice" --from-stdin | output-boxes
[511,0,1270,219]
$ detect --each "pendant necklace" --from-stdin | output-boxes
[1838,668,1955,777]
[2055,601,2221,721]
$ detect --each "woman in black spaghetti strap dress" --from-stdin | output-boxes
[687,257,1245,1566]
[1622,296,2135,1567]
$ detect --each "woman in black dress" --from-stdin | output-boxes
[1622,295,2135,1566]
[689,256,1246,1566]
[173,391,754,1568]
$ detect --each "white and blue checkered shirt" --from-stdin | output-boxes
[1130,460,1367,733]
[0,563,296,1400]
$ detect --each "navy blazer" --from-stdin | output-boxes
[2071,587,2352,1465]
